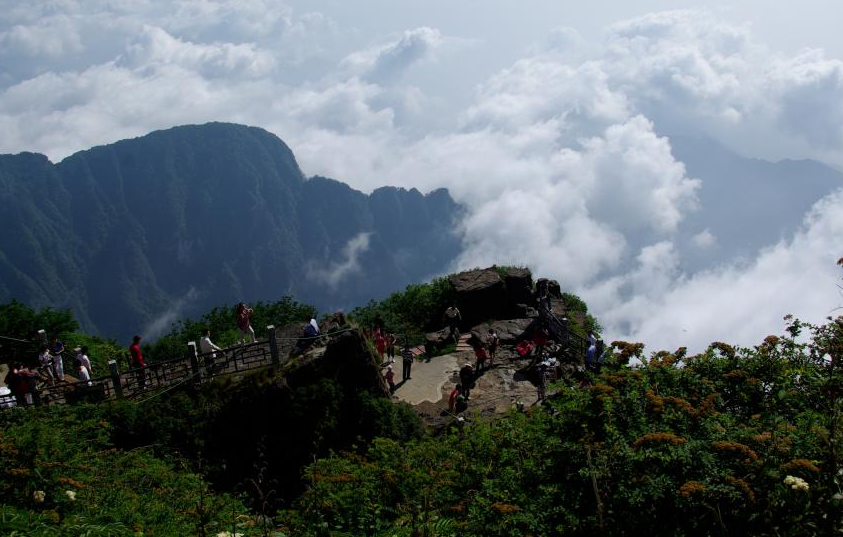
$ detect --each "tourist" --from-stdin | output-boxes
[38,345,55,382]
[448,384,462,413]
[585,342,598,372]
[236,302,255,344]
[77,361,91,386]
[375,331,386,362]
[487,329,499,364]
[129,335,146,390]
[49,336,66,381]
[309,316,320,336]
[401,343,413,381]
[537,288,552,320]
[373,314,384,336]
[386,333,396,364]
[536,362,548,401]
[532,325,549,360]
[384,365,395,393]
[459,363,474,399]
[199,329,224,375]
[6,363,37,406]
[473,340,488,372]
[74,346,93,378]
[443,305,461,342]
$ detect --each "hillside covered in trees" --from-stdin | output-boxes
[1,263,842,536]
[0,122,463,341]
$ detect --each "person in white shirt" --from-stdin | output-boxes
[77,363,91,385]
[199,329,224,374]
[75,347,93,378]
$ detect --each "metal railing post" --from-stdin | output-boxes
[187,342,199,383]
[109,360,123,399]
[267,325,279,366]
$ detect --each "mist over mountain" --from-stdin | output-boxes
[669,135,843,271]
[0,123,462,341]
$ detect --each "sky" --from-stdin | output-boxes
[2,0,843,353]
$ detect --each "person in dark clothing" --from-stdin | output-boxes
[443,305,461,342]
[459,363,474,399]
[373,314,385,335]
[401,343,413,381]
[536,362,548,401]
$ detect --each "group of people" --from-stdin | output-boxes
[375,320,414,393]
[3,336,97,406]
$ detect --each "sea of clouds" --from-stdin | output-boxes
[2,1,842,352]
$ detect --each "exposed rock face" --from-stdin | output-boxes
[285,330,389,398]
[448,266,539,329]
[449,268,507,328]
[469,319,533,345]
[503,267,534,317]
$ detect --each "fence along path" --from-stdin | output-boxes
[1,324,342,409]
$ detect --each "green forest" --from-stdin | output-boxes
[1,264,842,536]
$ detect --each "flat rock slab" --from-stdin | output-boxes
[391,353,460,405]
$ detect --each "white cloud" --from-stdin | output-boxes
[2,4,843,354]
[692,229,717,249]
[308,232,371,288]
[343,27,444,82]
[586,190,843,352]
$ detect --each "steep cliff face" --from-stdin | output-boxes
[0,123,464,339]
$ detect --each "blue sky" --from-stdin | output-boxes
[2,0,842,351]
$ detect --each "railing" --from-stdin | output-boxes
[542,308,590,360]
[2,324,353,410]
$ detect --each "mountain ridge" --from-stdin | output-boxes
[0,122,464,341]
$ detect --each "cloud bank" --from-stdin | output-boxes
[2,3,843,352]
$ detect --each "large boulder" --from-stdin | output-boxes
[470,319,533,345]
[502,267,533,315]
[449,268,507,328]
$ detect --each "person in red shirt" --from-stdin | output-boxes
[236,302,255,344]
[473,342,488,372]
[532,325,549,361]
[375,332,386,362]
[449,384,462,413]
[129,335,147,390]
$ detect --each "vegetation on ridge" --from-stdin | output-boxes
[1,262,842,535]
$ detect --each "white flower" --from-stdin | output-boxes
[784,475,810,491]
[33,490,45,503]
[65,489,76,501]
[215,532,243,537]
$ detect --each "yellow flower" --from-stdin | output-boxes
[65,489,76,501]
[33,490,45,503]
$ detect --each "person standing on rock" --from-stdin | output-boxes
[487,329,500,365]
[473,340,488,372]
[401,343,413,381]
[384,365,395,393]
[236,302,255,344]
[536,362,548,402]
[375,331,386,362]
[444,305,461,342]
[449,384,462,413]
[459,363,474,399]
[386,333,396,364]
